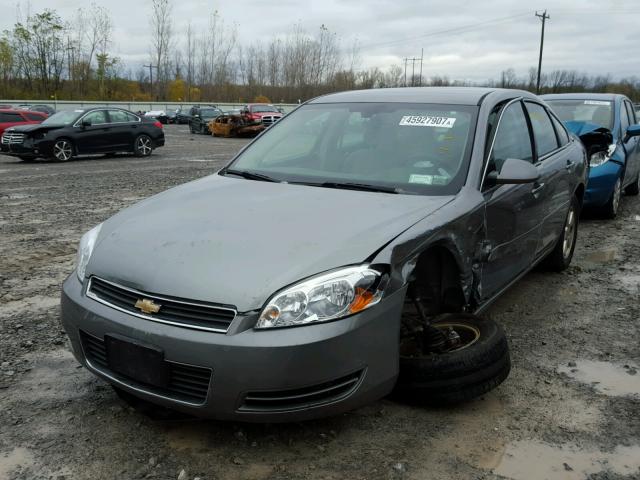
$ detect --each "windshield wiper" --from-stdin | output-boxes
[299,181,399,194]
[222,169,279,182]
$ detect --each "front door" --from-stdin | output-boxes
[480,100,545,301]
[74,110,114,154]
[622,100,640,186]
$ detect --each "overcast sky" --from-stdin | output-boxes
[1,0,639,82]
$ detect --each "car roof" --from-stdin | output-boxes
[541,92,622,101]
[308,87,537,105]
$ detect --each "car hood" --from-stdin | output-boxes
[564,120,611,137]
[6,124,62,134]
[88,174,453,311]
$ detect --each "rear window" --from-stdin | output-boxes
[546,99,613,130]
[0,112,25,123]
[25,113,44,121]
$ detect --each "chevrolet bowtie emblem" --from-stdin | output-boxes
[134,298,161,314]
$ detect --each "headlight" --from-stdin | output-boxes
[590,144,617,167]
[76,224,102,281]
[255,265,387,329]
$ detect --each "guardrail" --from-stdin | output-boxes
[0,100,300,114]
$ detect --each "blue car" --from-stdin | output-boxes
[543,93,640,217]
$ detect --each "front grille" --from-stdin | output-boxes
[239,370,364,412]
[80,330,212,404]
[1,132,25,144]
[87,277,236,333]
[261,115,281,127]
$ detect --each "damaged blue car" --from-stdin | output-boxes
[543,93,640,217]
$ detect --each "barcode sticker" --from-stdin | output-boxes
[399,116,456,128]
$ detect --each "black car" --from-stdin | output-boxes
[189,106,223,134]
[0,108,165,162]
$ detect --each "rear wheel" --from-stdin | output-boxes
[52,139,74,162]
[625,173,640,196]
[602,177,622,218]
[542,196,579,271]
[395,314,510,405]
[134,135,153,157]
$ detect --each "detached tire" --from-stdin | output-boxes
[395,314,510,405]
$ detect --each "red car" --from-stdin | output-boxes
[0,109,47,137]
[241,103,283,127]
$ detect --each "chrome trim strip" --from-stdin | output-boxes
[86,276,236,333]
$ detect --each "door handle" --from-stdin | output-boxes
[565,160,575,170]
[531,182,545,195]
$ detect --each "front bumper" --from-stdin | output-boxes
[584,161,623,208]
[61,274,404,422]
[0,143,38,157]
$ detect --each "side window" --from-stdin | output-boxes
[25,113,44,121]
[488,101,533,175]
[625,101,636,125]
[108,110,131,123]
[525,102,559,157]
[83,110,108,125]
[620,102,630,134]
[0,112,25,123]
[549,113,569,146]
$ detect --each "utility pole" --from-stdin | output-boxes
[403,58,408,87]
[143,64,158,98]
[535,10,550,94]
[419,48,424,87]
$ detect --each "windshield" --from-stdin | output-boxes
[224,102,477,195]
[545,99,614,130]
[42,110,83,125]
[251,105,278,113]
[200,108,221,118]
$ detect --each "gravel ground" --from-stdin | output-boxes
[1,125,639,480]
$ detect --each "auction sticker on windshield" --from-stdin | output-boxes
[399,116,456,128]
[584,100,610,106]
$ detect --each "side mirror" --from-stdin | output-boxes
[625,124,640,140]
[81,119,92,127]
[486,158,539,186]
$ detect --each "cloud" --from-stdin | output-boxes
[2,0,639,81]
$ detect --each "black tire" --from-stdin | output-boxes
[542,195,579,271]
[394,313,510,405]
[625,173,639,196]
[602,176,622,218]
[133,134,153,157]
[51,138,74,162]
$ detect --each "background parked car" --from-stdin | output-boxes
[241,103,283,127]
[189,106,223,134]
[0,109,46,138]
[544,93,640,217]
[1,108,165,162]
[26,104,56,116]
[144,110,169,124]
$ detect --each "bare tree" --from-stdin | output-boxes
[150,0,172,98]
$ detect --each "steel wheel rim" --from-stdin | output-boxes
[54,141,72,161]
[433,322,481,352]
[612,178,621,213]
[137,136,152,156]
[562,206,576,259]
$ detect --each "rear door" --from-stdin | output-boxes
[107,110,140,150]
[523,101,571,256]
[480,100,545,301]
[622,99,640,186]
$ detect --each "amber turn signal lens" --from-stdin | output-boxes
[349,287,375,314]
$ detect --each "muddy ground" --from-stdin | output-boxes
[1,125,639,480]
